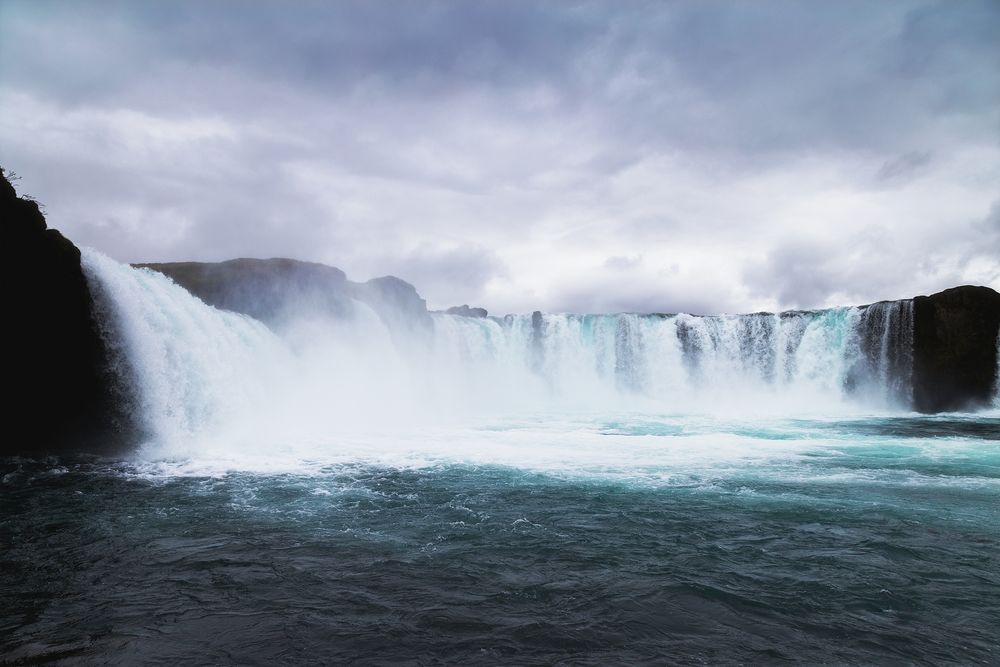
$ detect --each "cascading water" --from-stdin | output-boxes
[82,251,919,456]
[854,300,914,406]
[17,253,994,666]
[83,251,289,447]
[84,250,443,460]
[469,307,912,411]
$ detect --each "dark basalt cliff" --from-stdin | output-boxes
[0,170,127,454]
[912,286,1000,413]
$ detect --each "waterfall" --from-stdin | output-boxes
[479,307,909,410]
[83,251,289,445]
[855,300,914,406]
[82,252,921,451]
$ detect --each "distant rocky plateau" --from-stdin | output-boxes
[134,258,433,337]
[2,169,998,454]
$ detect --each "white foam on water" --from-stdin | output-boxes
[82,250,971,480]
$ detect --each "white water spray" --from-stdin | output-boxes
[82,251,920,467]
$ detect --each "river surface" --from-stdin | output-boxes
[3,414,998,664]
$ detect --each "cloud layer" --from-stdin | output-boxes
[2,0,998,314]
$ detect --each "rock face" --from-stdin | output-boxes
[445,304,488,318]
[912,286,1000,413]
[139,259,432,335]
[0,170,126,454]
[135,258,353,323]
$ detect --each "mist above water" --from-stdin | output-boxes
[82,251,957,473]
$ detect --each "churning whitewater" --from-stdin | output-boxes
[79,250,933,475]
[4,252,998,665]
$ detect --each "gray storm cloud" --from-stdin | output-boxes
[1,0,997,314]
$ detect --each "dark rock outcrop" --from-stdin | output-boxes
[0,169,126,454]
[912,286,1000,412]
[445,304,488,318]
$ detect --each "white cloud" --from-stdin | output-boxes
[1,0,997,313]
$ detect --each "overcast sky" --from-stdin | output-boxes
[1,1,998,314]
